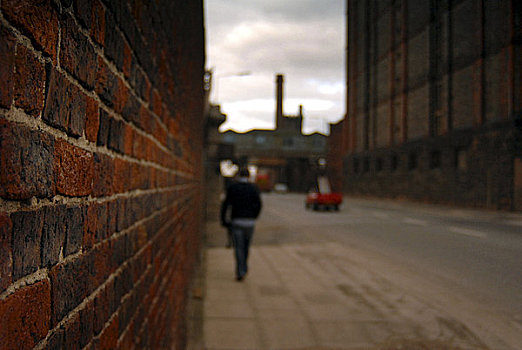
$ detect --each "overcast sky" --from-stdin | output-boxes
[205,0,345,135]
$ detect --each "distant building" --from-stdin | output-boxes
[222,74,327,192]
[329,0,521,210]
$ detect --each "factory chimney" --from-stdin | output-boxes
[276,74,284,130]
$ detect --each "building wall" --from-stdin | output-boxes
[0,1,205,349]
[338,0,521,210]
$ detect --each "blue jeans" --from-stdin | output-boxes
[230,224,254,279]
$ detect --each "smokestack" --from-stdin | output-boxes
[276,74,284,129]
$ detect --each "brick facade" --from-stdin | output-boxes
[0,1,205,349]
[331,0,521,210]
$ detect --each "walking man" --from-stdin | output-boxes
[220,168,262,281]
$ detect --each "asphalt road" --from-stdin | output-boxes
[252,194,522,327]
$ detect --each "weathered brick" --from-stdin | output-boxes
[0,213,13,292]
[11,209,44,279]
[108,117,124,153]
[122,92,140,126]
[112,158,129,194]
[95,202,108,242]
[43,69,87,137]
[85,97,99,142]
[46,327,65,350]
[97,109,110,146]
[14,45,45,116]
[107,200,118,236]
[64,205,84,256]
[79,300,94,348]
[93,285,110,335]
[104,14,125,72]
[98,314,119,350]
[49,254,91,326]
[1,0,59,62]
[60,15,96,89]
[0,280,51,349]
[64,312,82,350]
[96,58,118,107]
[0,120,55,200]
[89,241,113,289]
[73,0,92,30]
[123,124,135,156]
[90,0,105,45]
[130,62,150,102]
[0,25,16,108]
[93,152,114,197]
[54,138,94,196]
[41,205,66,268]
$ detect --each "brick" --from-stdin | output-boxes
[0,280,51,349]
[90,0,105,46]
[123,124,135,156]
[98,314,119,350]
[122,92,140,126]
[54,138,94,196]
[97,109,110,147]
[64,205,84,256]
[1,0,59,62]
[73,0,92,30]
[123,42,132,78]
[85,98,99,142]
[93,152,114,197]
[93,286,110,335]
[94,202,108,242]
[0,213,13,292]
[106,200,118,236]
[64,312,82,350]
[43,69,87,137]
[79,300,95,348]
[11,209,44,279]
[112,158,128,194]
[46,327,65,350]
[89,241,113,289]
[83,204,97,251]
[113,78,129,115]
[130,62,150,102]
[96,58,118,107]
[60,15,96,89]
[41,205,66,268]
[108,117,124,153]
[0,120,55,200]
[104,14,125,72]
[118,320,135,350]
[14,45,45,116]
[49,255,91,326]
[0,25,16,108]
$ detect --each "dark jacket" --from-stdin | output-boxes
[220,180,262,226]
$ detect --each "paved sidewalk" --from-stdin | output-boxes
[202,242,483,350]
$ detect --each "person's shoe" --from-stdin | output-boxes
[236,274,245,282]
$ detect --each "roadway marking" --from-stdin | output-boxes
[402,218,428,226]
[448,226,487,239]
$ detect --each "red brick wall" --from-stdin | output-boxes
[0,1,205,349]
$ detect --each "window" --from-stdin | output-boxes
[429,150,441,169]
[376,158,383,172]
[408,153,418,170]
[455,147,467,171]
[353,158,360,174]
[391,154,398,171]
[283,138,294,147]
